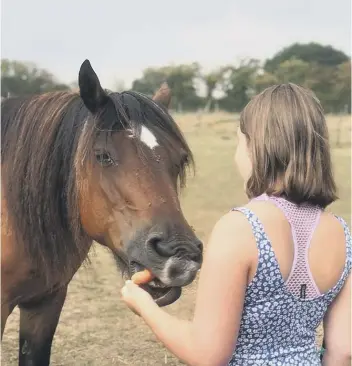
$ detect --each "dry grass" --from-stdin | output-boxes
[2,113,351,365]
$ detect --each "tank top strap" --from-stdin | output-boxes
[324,215,352,303]
[231,207,283,283]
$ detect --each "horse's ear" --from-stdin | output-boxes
[78,59,108,113]
[152,82,172,109]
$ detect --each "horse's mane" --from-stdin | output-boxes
[1,90,193,285]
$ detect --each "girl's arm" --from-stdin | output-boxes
[322,274,351,366]
[139,211,253,366]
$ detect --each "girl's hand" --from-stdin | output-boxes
[121,280,155,316]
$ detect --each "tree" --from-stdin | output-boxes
[166,63,201,111]
[132,63,202,111]
[263,53,351,113]
[219,59,260,112]
[254,71,278,93]
[131,68,166,96]
[1,59,69,97]
[332,61,351,113]
[128,42,351,113]
[264,43,349,73]
[200,68,225,111]
[274,58,312,86]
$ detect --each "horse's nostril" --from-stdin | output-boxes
[146,233,167,256]
[146,233,204,260]
[147,233,163,246]
[197,240,203,253]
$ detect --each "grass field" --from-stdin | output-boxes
[2,113,351,365]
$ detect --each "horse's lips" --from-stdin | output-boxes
[154,286,182,307]
[140,284,182,307]
[129,262,181,306]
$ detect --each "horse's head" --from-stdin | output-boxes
[76,60,203,306]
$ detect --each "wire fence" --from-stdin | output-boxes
[192,112,351,149]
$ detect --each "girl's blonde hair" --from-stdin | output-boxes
[240,83,337,208]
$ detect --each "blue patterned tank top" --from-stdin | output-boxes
[229,196,352,365]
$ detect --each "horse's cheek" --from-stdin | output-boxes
[79,189,109,239]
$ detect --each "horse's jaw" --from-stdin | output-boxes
[129,261,182,307]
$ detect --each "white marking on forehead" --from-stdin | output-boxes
[140,126,158,149]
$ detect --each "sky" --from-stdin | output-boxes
[1,0,351,89]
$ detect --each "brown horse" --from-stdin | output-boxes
[1,60,203,366]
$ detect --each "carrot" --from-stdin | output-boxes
[131,269,154,285]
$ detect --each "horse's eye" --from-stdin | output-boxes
[95,151,114,167]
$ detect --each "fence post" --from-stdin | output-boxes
[335,105,349,148]
[335,115,343,148]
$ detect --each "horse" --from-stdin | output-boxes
[1,59,203,366]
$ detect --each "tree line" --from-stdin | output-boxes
[1,42,351,113]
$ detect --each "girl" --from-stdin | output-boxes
[121,84,351,366]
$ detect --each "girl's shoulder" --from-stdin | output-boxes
[208,209,259,261]
[213,209,255,242]
[231,200,289,230]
